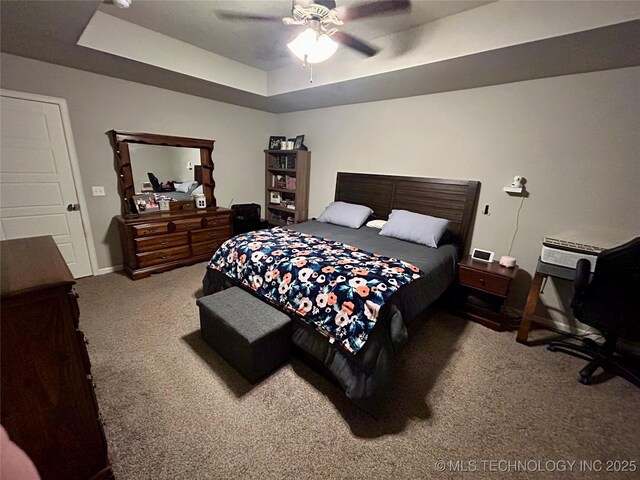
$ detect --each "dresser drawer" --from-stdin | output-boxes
[202,215,230,228]
[132,222,173,238]
[134,232,188,253]
[136,245,190,268]
[190,227,231,244]
[171,218,205,232]
[191,240,223,257]
[459,266,510,297]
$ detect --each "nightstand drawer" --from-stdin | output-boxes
[459,267,510,297]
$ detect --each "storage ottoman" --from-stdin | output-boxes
[197,287,291,383]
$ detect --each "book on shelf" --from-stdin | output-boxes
[285,176,296,190]
[269,155,297,170]
[271,174,286,188]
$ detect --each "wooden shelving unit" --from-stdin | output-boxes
[264,149,310,226]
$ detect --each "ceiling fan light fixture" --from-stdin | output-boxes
[287,28,338,64]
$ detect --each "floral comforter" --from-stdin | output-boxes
[207,227,423,354]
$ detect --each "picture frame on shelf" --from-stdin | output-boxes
[294,135,305,150]
[269,191,282,204]
[268,136,286,150]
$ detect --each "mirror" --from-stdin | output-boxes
[129,144,202,194]
[109,130,216,216]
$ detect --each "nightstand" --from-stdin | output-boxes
[454,256,519,331]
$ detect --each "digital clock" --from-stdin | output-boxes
[471,248,495,263]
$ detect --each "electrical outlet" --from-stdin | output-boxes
[92,186,105,196]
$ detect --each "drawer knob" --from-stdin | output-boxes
[479,278,485,284]
[160,241,168,245]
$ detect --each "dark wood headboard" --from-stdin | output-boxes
[335,172,480,255]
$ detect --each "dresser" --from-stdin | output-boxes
[116,207,233,280]
[1,236,113,480]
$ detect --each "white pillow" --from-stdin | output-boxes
[176,180,198,193]
[191,185,203,195]
[366,219,387,229]
[379,210,449,248]
[317,201,373,229]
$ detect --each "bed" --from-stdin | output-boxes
[203,172,480,415]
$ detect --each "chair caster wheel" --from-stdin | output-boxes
[547,345,557,352]
[579,375,590,385]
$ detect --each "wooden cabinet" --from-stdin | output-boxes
[454,256,519,331]
[1,236,113,480]
[264,149,310,226]
[116,207,232,280]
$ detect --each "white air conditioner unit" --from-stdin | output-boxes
[540,231,625,272]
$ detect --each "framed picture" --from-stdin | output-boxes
[132,194,159,214]
[268,136,286,150]
[294,135,305,150]
[269,191,281,204]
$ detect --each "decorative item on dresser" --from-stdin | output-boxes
[109,131,233,279]
[264,148,310,226]
[1,236,114,480]
[454,255,519,331]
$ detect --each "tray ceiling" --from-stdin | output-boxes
[1,1,639,113]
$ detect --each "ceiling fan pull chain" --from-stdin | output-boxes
[310,63,314,84]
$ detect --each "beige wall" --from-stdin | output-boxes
[277,67,640,327]
[2,52,638,328]
[0,53,275,271]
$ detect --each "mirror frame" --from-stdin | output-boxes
[109,130,216,217]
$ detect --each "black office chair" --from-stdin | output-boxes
[147,172,161,192]
[547,237,640,387]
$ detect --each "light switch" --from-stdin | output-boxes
[92,186,105,196]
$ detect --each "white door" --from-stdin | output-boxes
[1,94,93,278]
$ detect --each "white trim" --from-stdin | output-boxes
[0,89,101,276]
[506,307,591,336]
[531,315,590,336]
[98,265,123,275]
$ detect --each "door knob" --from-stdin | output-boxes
[67,203,80,212]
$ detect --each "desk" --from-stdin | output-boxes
[516,258,577,344]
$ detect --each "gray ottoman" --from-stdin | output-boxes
[197,287,291,383]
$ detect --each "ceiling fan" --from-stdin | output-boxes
[214,0,411,63]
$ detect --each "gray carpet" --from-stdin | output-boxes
[77,263,640,479]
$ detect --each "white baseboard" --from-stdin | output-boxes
[506,307,590,336]
[97,265,123,275]
[531,315,590,336]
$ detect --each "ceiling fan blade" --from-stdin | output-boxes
[339,0,411,22]
[332,31,379,57]
[214,10,285,22]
